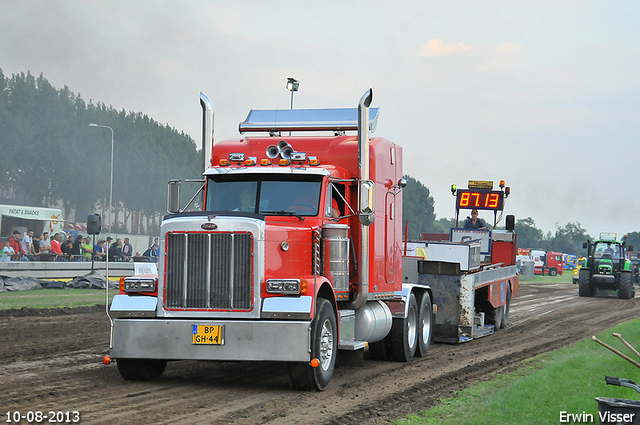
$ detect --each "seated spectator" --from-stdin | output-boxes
[108,238,123,261]
[32,233,42,257]
[122,238,133,261]
[22,230,35,257]
[81,237,93,261]
[143,243,159,262]
[72,235,84,261]
[9,231,27,261]
[39,232,52,254]
[2,240,15,261]
[60,238,74,260]
[93,240,106,261]
[51,233,68,261]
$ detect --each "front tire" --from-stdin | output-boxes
[618,272,634,299]
[116,359,167,381]
[288,298,337,391]
[549,268,558,276]
[415,292,433,357]
[391,293,418,362]
[578,269,595,297]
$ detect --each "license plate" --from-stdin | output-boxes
[192,324,224,345]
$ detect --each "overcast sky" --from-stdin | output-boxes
[2,1,639,238]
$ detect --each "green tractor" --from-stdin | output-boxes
[578,233,635,299]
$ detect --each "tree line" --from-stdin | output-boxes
[2,68,638,253]
[0,69,201,234]
[401,175,640,256]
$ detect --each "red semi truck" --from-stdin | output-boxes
[530,250,564,276]
[106,90,518,390]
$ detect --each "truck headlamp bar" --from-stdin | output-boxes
[123,277,157,293]
[266,279,301,294]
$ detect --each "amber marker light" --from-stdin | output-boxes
[260,159,270,166]
[279,158,289,166]
[310,358,320,368]
[103,355,111,365]
[119,277,125,292]
[219,159,229,166]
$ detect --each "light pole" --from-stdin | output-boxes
[286,77,299,109]
[88,123,114,235]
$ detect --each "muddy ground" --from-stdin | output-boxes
[1,283,639,424]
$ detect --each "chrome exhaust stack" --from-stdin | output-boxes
[200,92,214,173]
[351,88,374,311]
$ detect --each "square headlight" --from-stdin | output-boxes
[266,279,300,294]
[124,277,157,292]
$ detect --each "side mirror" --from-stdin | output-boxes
[168,180,181,214]
[359,180,375,226]
[397,178,407,188]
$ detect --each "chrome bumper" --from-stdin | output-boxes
[111,318,311,362]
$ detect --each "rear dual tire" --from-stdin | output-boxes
[415,292,433,357]
[370,291,433,362]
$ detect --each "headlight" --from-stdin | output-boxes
[124,277,157,292]
[266,279,301,294]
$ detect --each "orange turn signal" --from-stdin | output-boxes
[119,277,125,292]
[260,159,271,166]
[310,358,320,368]
[219,159,229,166]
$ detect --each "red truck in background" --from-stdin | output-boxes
[530,250,564,276]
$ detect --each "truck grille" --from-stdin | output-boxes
[164,232,253,310]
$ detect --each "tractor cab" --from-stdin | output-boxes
[587,233,628,275]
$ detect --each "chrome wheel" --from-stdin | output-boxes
[320,318,334,370]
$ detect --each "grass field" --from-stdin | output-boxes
[521,269,574,285]
[0,288,116,310]
[398,315,640,424]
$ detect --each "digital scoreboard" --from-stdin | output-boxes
[455,190,504,211]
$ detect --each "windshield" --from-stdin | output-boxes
[205,175,322,216]
[594,242,621,259]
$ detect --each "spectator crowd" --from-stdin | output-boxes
[1,231,158,263]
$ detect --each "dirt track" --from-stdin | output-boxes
[1,283,639,424]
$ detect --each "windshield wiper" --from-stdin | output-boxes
[261,210,305,221]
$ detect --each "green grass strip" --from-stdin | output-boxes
[398,317,640,424]
[0,288,116,310]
